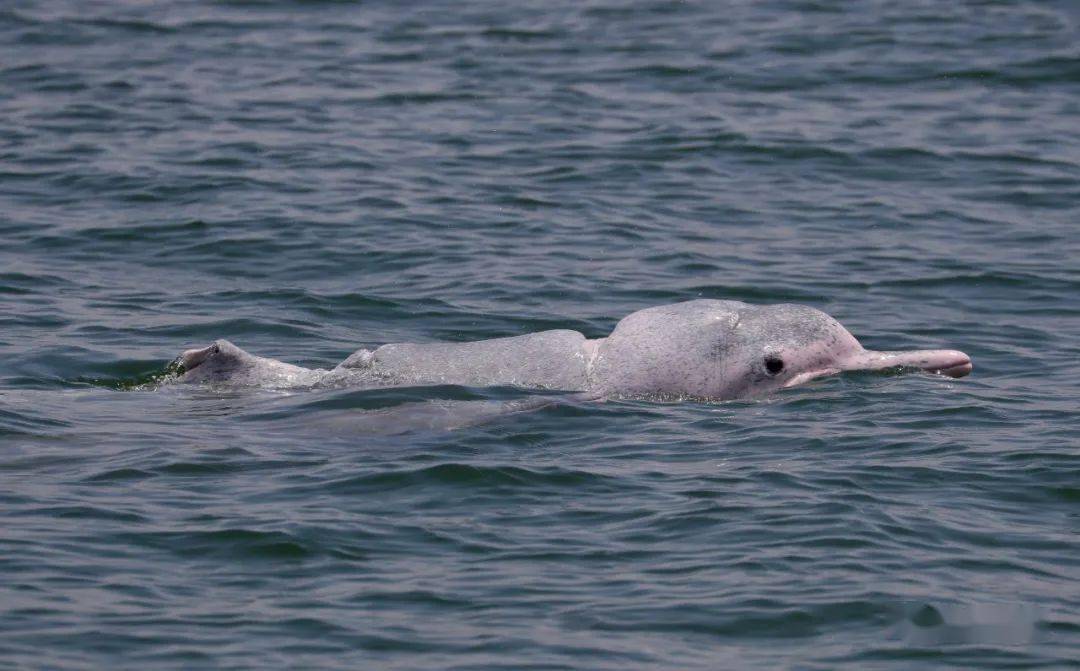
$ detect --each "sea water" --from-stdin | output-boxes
[1,1,1078,668]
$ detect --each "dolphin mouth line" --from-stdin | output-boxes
[784,352,973,389]
[782,368,840,388]
[930,359,973,378]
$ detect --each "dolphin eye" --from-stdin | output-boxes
[764,356,784,375]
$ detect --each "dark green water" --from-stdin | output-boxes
[2,1,1078,668]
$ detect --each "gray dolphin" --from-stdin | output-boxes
[176,300,971,400]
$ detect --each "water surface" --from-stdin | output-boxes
[1,1,1078,668]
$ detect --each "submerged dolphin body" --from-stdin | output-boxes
[176,300,972,400]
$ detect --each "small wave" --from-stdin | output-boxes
[75,360,184,391]
[317,462,618,495]
[29,504,146,523]
[83,467,155,482]
[114,528,315,561]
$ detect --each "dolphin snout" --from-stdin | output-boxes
[843,348,973,378]
[924,351,972,378]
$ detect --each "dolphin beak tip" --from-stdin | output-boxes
[925,350,972,378]
[933,354,972,378]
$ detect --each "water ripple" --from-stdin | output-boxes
[0,0,1077,668]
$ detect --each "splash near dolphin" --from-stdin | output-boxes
[175,300,972,401]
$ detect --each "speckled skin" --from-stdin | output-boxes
[178,339,325,387]
[589,300,969,399]
[176,300,972,399]
[335,330,591,390]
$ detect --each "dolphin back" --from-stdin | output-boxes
[591,300,748,398]
[335,329,592,391]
